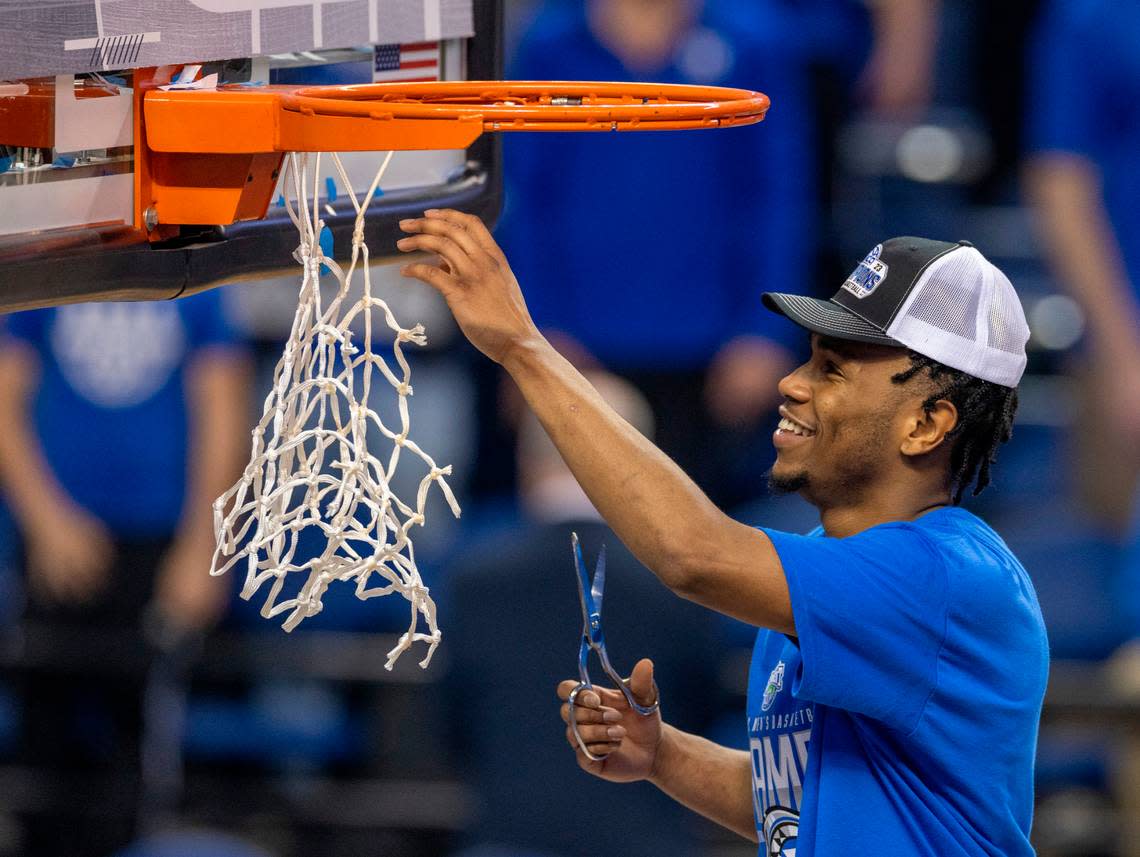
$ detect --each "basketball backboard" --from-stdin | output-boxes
[0,1,502,313]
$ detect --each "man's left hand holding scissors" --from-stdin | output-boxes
[557,658,661,781]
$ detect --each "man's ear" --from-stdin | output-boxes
[900,399,958,457]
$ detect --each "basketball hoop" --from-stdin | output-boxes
[277,81,769,130]
[196,80,769,667]
[140,81,769,230]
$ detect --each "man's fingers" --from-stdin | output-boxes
[399,262,460,298]
[557,680,600,706]
[573,748,607,775]
[628,658,657,705]
[566,723,626,745]
[560,702,622,726]
[424,209,508,262]
[558,680,639,711]
[565,726,621,756]
[395,233,472,278]
[590,723,626,742]
[399,215,488,263]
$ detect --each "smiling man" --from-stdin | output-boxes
[397,217,1049,856]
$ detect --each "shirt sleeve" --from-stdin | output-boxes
[764,523,949,734]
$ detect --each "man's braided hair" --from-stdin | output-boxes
[891,351,1018,504]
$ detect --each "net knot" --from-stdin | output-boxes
[396,381,412,396]
[397,325,428,346]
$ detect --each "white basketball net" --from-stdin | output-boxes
[211,151,461,669]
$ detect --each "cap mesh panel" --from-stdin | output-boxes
[986,271,1027,355]
[885,246,1029,387]
[901,252,981,340]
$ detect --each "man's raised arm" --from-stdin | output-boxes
[397,209,792,634]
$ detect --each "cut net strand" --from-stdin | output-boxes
[211,150,461,669]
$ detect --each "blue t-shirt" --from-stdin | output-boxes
[2,291,242,536]
[1027,0,1140,299]
[496,3,809,369]
[747,507,1048,855]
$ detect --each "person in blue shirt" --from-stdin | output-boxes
[396,211,1049,854]
[0,294,252,629]
[1024,0,1140,534]
[0,292,252,857]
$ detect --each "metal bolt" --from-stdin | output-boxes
[143,206,159,231]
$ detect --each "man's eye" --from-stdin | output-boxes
[823,360,842,376]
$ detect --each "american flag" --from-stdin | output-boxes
[373,42,440,83]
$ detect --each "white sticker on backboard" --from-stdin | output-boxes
[0,174,133,236]
[54,75,133,154]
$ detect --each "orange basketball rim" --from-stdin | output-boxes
[139,80,770,235]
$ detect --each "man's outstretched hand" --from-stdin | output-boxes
[398,210,542,364]
[557,658,663,783]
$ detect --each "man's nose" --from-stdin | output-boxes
[777,364,811,404]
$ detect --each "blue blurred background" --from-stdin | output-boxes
[2,1,1140,856]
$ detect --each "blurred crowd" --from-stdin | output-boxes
[1,1,1139,856]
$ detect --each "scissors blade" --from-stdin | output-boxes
[590,542,606,616]
[571,532,595,629]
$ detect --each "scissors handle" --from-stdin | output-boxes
[567,675,660,762]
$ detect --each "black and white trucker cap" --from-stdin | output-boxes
[762,237,1030,388]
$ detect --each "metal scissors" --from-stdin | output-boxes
[568,532,660,761]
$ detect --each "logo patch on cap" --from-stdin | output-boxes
[842,244,889,299]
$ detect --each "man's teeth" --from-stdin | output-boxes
[778,417,814,437]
